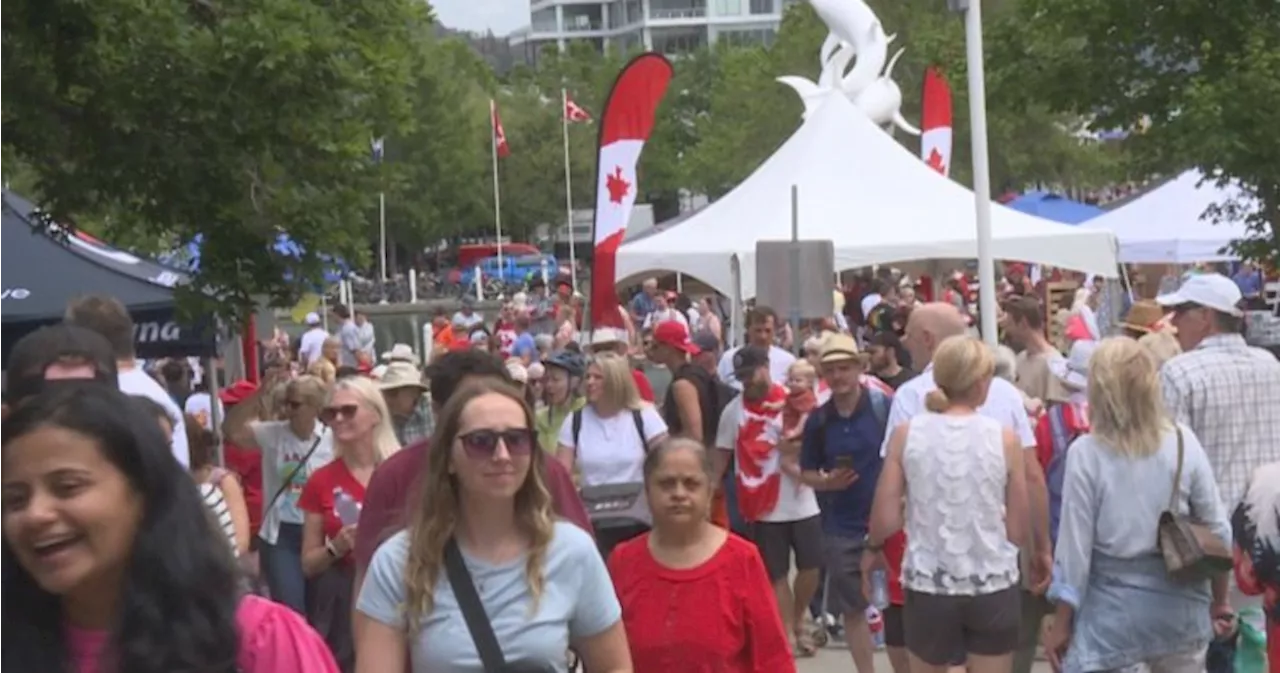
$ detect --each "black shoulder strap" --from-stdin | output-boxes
[444,538,506,673]
[813,401,830,463]
[571,408,583,448]
[262,432,325,518]
[632,408,647,450]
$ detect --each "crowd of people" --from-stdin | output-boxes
[3,262,1278,673]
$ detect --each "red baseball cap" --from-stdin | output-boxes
[652,321,700,355]
[218,380,259,405]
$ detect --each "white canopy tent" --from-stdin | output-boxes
[616,93,1120,299]
[1078,170,1257,263]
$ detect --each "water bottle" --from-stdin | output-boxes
[334,488,360,527]
[866,606,885,649]
[869,568,889,610]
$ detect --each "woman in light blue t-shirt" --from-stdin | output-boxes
[356,380,631,673]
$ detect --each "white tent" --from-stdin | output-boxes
[616,93,1120,299]
[1078,170,1257,263]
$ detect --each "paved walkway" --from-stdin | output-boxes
[797,647,1053,672]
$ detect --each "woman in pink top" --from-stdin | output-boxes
[1,385,338,673]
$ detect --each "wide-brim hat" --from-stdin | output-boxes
[377,361,427,392]
[1120,300,1167,334]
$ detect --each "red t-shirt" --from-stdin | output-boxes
[352,440,593,569]
[609,533,795,673]
[298,459,368,560]
[632,369,655,403]
[223,441,264,537]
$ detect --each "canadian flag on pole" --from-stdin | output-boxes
[564,94,592,123]
[490,99,510,158]
[920,67,952,176]
[589,53,674,335]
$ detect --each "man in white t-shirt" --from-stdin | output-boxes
[65,295,190,467]
[715,344,823,656]
[717,305,796,389]
[297,312,328,369]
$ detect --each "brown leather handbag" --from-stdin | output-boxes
[1156,428,1233,582]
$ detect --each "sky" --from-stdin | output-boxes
[433,0,529,36]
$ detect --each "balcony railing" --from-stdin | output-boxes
[563,20,605,31]
[649,6,707,18]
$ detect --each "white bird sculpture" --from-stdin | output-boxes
[777,0,919,135]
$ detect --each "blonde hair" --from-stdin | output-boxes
[588,353,642,411]
[402,380,554,629]
[307,358,337,385]
[286,375,329,408]
[328,376,402,461]
[787,359,817,384]
[1138,331,1181,369]
[1087,337,1170,458]
[925,336,996,412]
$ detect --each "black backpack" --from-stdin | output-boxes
[668,365,738,445]
[572,407,646,449]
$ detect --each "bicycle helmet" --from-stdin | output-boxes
[543,350,586,378]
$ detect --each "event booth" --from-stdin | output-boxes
[615,94,1120,300]
[1004,191,1104,225]
[1079,170,1256,263]
[1,190,217,365]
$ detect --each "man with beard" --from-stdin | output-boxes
[866,331,916,391]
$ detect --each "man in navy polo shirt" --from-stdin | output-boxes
[800,333,891,673]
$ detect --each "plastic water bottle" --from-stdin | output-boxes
[869,568,890,610]
[866,606,885,649]
[334,489,360,527]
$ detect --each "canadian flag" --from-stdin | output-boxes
[564,92,592,123]
[589,53,673,332]
[920,67,952,176]
[490,99,510,158]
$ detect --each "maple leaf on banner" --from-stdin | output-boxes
[606,166,630,204]
[926,148,946,174]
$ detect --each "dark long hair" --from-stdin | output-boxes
[2,384,241,673]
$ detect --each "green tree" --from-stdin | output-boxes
[989,0,1280,266]
[1,0,441,321]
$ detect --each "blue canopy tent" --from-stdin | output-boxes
[1005,191,1105,225]
[160,233,348,285]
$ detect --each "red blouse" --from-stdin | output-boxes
[298,459,367,567]
[609,532,795,673]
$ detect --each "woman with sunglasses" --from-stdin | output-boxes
[299,377,401,672]
[223,373,334,615]
[356,379,632,673]
[2,385,340,673]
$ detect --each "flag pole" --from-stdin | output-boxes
[378,190,387,284]
[490,98,504,276]
[561,88,578,294]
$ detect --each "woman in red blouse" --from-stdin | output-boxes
[299,377,402,673]
[609,437,794,672]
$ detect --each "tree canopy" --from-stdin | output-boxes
[989,0,1280,267]
[4,0,1151,323]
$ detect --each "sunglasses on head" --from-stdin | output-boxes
[457,428,534,460]
[319,404,359,423]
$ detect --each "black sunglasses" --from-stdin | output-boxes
[457,429,534,460]
[319,404,359,423]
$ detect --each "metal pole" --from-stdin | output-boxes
[965,0,998,346]
[490,99,505,276]
[378,191,387,284]
[207,358,224,467]
[790,185,802,347]
[562,88,578,294]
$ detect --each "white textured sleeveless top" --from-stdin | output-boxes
[901,412,1019,595]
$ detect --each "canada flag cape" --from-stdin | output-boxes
[589,53,674,332]
[736,383,788,522]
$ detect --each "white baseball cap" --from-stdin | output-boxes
[1155,273,1243,317]
[304,312,321,326]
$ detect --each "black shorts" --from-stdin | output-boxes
[884,605,966,665]
[823,535,869,613]
[904,586,1021,665]
[750,515,823,581]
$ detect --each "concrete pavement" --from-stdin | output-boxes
[797,646,1053,672]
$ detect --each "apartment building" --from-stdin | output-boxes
[509,0,791,63]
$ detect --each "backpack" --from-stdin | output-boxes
[668,365,739,445]
[572,407,647,450]
[1037,402,1089,545]
[807,385,891,463]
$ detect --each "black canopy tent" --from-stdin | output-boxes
[2,190,217,365]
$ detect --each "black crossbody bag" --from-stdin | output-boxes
[444,538,559,673]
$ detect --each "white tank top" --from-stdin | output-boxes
[901,412,1020,595]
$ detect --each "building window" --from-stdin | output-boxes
[649,0,707,19]
[748,0,773,14]
[651,27,707,54]
[531,7,559,33]
[714,0,744,16]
